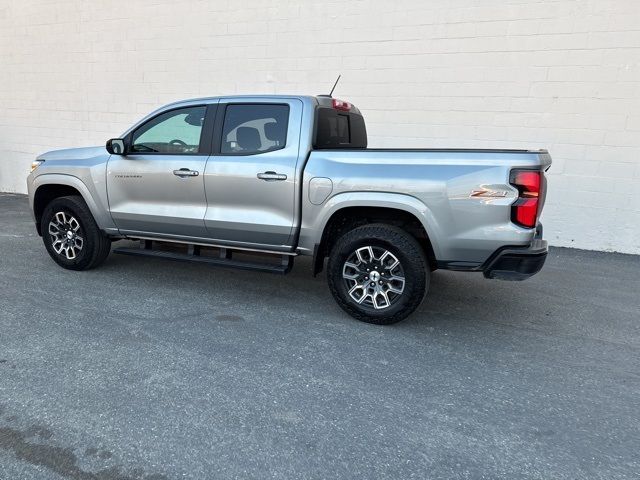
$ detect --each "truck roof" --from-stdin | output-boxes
[164,94,319,107]
[160,95,360,113]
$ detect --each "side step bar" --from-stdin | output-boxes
[113,240,294,274]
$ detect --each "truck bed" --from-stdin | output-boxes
[298,148,551,267]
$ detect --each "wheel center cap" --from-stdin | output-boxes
[66,231,74,239]
[370,271,381,282]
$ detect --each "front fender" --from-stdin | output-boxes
[297,191,444,259]
[29,173,117,233]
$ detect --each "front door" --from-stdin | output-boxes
[203,99,302,248]
[107,105,213,238]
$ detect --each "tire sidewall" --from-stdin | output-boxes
[41,197,93,269]
[328,227,428,323]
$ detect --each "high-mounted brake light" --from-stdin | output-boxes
[510,169,545,228]
[332,98,352,111]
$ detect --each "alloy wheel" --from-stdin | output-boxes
[48,211,84,260]
[342,246,406,310]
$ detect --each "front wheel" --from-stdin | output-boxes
[41,196,111,271]
[327,224,429,325]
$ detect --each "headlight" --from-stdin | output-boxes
[30,160,44,173]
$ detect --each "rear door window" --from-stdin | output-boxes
[220,104,289,155]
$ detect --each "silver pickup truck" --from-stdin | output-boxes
[27,95,551,324]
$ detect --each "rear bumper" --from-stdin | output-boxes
[482,238,548,281]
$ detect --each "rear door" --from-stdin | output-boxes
[203,99,303,248]
[107,104,215,238]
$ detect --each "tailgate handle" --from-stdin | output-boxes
[173,168,199,178]
[257,171,287,181]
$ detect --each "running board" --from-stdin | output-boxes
[113,240,293,274]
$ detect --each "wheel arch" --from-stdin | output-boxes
[310,195,441,275]
[32,175,107,236]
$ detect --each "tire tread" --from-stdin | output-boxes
[327,223,428,325]
[41,195,111,271]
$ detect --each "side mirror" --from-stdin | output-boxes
[106,138,127,155]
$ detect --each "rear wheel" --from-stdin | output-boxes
[41,196,111,270]
[327,224,429,324]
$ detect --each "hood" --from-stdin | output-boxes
[36,146,107,162]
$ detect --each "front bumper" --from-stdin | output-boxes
[482,238,548,281]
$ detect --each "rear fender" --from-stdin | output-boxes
[300,191,444,259]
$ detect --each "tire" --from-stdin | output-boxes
[327,223,429,325]
[41,195,111,271]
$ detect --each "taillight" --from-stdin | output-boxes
[332,98,352,111]
[510,169,545,228]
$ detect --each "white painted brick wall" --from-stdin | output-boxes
[1,0,639,253]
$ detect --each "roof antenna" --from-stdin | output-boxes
[328,74,341,97]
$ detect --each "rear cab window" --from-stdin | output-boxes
[313,97,367,149]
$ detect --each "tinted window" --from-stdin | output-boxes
[221,104,289,155]
[132,106,206,154]
[314,107,367,149]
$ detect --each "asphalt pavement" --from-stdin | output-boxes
[0,192,638,479]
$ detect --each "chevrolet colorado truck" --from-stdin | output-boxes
[27,95,551,324]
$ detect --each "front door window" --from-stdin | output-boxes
[131,106,206,154]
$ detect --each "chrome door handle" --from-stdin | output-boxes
[257,171,287,181]
[173,168,199,178]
